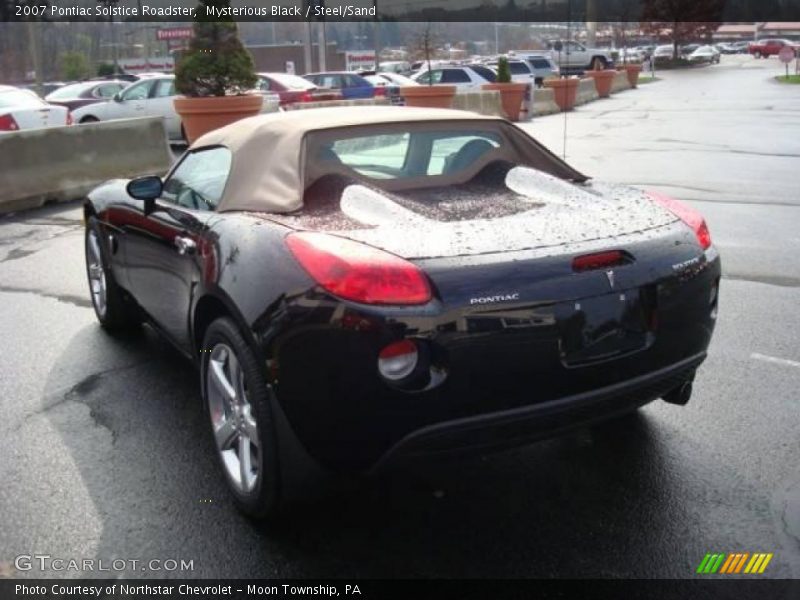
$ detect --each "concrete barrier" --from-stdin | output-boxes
[611,71,632,93]
[282,97,391,110]
[0,117,171,214]
[531,87,560,116]
[575,78,600,106]
[451,90,503,116]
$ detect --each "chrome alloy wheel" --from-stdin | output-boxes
[207,343,260,493]
[86,229,107,318]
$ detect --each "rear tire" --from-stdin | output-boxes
[754,51,762,59]
[590,57,606,71]
[84,217,140,331]
[201,317,281,519]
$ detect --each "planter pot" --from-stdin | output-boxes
[584,69,616,98]
[174,94,264,144]
[617,63,643,88]
[481,82,528,121]
[543,78,579,112]
[400,85,456,109]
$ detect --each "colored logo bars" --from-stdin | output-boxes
[696,552,774,574]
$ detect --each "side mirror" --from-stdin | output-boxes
[552,41,563,52]
[112,92,122,102]
[126,176,162,201]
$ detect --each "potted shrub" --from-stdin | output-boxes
[173,0,261,143]
[617,63,643,88]
[481,56,528,121]
[584,63,616,98]
[401,24,456,109]
[543,75,579,112]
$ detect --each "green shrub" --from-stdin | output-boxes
[60,52,90,81]
[496,56,512,83]
[96,63,116,77]
[175,1,257,97]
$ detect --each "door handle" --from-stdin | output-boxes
[174,236,196,255]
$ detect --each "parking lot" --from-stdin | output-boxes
[0,54,798,579]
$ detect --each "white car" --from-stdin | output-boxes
[0,85,69,132]
[486,59,537,84]
[546,40,614,71]
[688,45,721,64]
[369,72,418,87]
[71,75,280,142]
[410,65,495,90]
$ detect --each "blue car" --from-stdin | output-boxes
[302,71,376,100]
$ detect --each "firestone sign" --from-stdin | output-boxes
[345,51,376,71]
[156,27,194,41]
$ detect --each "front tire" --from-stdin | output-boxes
[201,317,281,518]
[590,56,606,71]
[85,217,139,331]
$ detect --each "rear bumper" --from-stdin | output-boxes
[370,352,704,471]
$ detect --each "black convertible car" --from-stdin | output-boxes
[84,107,720,517]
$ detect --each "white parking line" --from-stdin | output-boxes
[751,353,800,369]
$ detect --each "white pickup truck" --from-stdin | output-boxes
[544,41,615,72]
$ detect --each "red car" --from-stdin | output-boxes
[748,39,798,58]
[44,80,129,111]
[255,72,341,106]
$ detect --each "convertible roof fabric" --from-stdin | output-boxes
[192,106,584,214]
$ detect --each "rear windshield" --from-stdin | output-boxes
[0,89,45,108]
[312,128,503,182]
[529,58,552,69]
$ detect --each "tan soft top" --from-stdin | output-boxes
[192,106,582,213]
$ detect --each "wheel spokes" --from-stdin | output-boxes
[214,418,238,451]
[210,356,237,404]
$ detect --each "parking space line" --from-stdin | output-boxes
[751,353,800,369]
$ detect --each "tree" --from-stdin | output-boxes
[407,23,442,84]
[496,56,512,83]
[60,51,89,80]
[642,0,725,60]
[174,0,257,97]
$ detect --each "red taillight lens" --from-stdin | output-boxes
[648,191,712,250]
[572,250,627,272]
[0,113,19,131]
[300,91,313,102]
[373,86,386,97]
[286,232,432,305]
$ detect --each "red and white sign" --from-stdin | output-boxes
[345,51,376,72]
[778,45,796,64]
[156,27,193,42]
[118,57,176,73]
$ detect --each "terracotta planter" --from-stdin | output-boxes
[584,69,616,98]
[400,85,456,109]
[481,82,528,121]
[617,63,643,88]
[543,78,579,112]
[174,94,264,144]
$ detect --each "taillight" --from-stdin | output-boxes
[373,86,386,97]
[648,191,712,250]
[0,113,19,131]
[286,231,432,305]
[300,91,313,102]
[572,250,628,272]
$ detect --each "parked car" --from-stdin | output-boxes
[688,45,721,64]
[411,65,495,89]
[731,41,752,54]
[84,106,720,517]
[0,85,70,132]
[44,79,129,111]
[303,72,376,100]
[71,75,278,142]
[510,52,560,84]
[616,47,646,64]
[715,43,739,54]
[748,38,798,58]
[653,44,677,63]
[680,44,701,58]
[366,72,418,87]
[377,61,411,75]
[256,72,341,106]
[486,58,538,84]
[545,40,614,71]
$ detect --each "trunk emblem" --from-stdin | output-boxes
[605,270,615,289]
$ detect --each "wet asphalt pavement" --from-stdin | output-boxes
[0,55,798,580]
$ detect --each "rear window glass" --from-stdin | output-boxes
[529,58,551,68]
[46,82,93,99]
[509,62,531,74]
[313,128,504,182]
